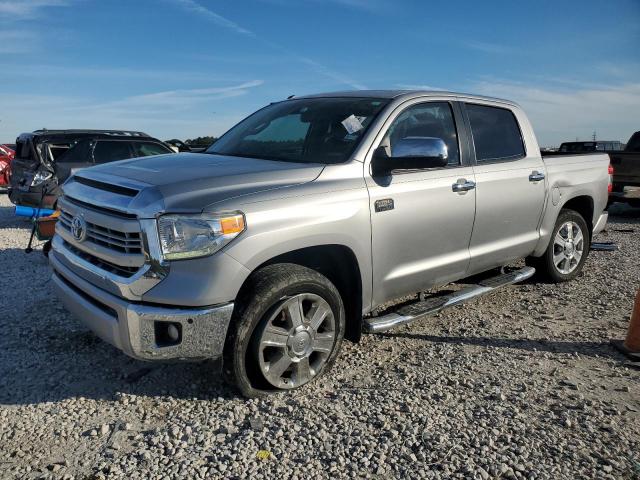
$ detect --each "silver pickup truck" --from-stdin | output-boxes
[49,90,610,396]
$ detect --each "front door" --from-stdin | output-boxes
[366,100,476,307]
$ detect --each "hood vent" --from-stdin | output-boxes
[74,176,139,197]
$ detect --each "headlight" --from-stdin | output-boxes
[31,170,53,186]
[157,213,245,260]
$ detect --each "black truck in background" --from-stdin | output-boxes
[545,132,640,207]
[607,131,640,208]
[558,140,624,153]
[609,131,640,194]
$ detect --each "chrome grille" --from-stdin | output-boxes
[59,210,142,255]
[62,240,139,278]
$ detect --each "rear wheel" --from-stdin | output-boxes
[223,264,345,397]
[527,209,590,282]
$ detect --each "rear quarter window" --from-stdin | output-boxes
[466,104,525,162]
[54,140,91,163]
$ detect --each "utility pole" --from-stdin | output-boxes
[592,131,597,141]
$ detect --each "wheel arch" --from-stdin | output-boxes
[560,195,594,233]
[236,244,364,343]
[532,192,595,257]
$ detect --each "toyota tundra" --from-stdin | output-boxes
[49,90,610,396]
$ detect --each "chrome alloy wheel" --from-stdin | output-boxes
[256,293,336,389]
[552,220,585,275]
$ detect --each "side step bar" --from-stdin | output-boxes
[364,266,535,333]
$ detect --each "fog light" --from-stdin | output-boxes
[154,321,182,347]
[167,324,180,342]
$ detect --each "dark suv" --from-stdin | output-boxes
[8,130,173,208]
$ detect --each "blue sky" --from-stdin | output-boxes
[0,0,638,146]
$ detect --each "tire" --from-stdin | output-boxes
[526,209,590,283]
[223,263,345,397]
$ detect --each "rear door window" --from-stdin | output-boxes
[93,141,133,164]
[131,142,172,157]
[466,104,525,162]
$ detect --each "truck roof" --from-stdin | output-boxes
[29,129,150,138]
[296,89,517,106]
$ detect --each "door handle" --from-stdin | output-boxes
[529,171,545,182]
[452,179,476,193]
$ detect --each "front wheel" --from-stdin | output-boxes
[223,264,345,397]
[527,209,590,282]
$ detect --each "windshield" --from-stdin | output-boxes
[207,97,389,164]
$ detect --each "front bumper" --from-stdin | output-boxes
[51,251,234,361]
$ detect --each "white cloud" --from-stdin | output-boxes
[465,41,513,55]
[258,0,389,13]
[470,79,640,146]
[0,0,71,18]
[0,1,74,53]
[395,83,442,91]
[92,80,265,111]
[0,30,37,53]
[297,57,366,90]
[169,0,366,90]
[171,0,255,36]
[0,81,264,141]
[324,0,385,9]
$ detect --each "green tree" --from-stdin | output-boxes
[185,136,217,147]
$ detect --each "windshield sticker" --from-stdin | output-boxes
[341,114,364,135]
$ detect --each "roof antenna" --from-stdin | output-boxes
[287,95,295,99]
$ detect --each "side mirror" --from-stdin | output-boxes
[371,137,449,176]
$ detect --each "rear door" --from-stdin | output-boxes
[462,102,546,274]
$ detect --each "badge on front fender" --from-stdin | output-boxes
[374,198,394,212]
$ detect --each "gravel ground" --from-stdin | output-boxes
[1,193,639,480]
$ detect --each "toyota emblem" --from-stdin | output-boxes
[71,215,87,242]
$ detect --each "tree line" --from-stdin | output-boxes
[185,136,218,146]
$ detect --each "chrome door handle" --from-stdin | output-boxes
[452,179,476,193]
[529,171,545,182]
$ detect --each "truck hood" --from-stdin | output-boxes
[65,152,324,216]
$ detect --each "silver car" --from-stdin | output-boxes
[49,90,610,396]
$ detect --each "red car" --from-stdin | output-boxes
[0,144,15,187]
